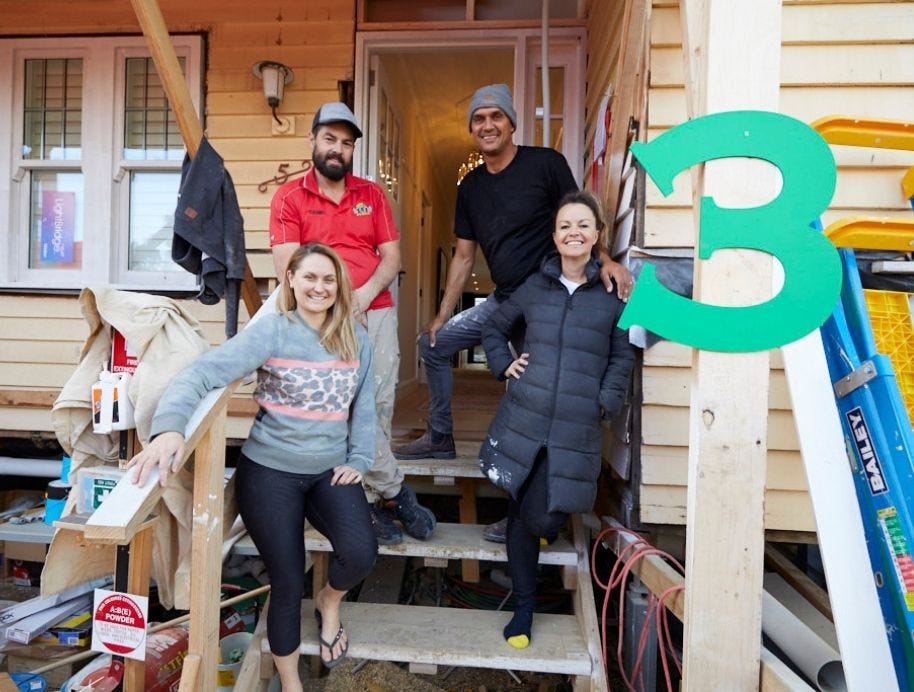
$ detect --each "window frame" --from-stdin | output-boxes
[0,35,204,291]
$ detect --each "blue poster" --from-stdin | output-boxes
[40,190,75,264]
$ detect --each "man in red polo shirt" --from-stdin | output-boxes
[270,102,435,545]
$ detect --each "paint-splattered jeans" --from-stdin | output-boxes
[363,306,406,499]
[418,294,503,436]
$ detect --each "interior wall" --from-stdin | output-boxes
[371,47,513,386]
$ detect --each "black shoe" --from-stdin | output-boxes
[387,483,437,540]
[392,429,456,460]
[369,501,402,545]
[482,517,508,543]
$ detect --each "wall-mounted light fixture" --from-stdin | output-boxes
[252,60,294,126]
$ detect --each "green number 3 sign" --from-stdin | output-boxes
[619,110,842,352]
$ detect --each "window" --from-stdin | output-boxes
[0,36,203,290]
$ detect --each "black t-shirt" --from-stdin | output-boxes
[454,146,578,301]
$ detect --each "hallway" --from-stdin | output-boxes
[392,368,505,444]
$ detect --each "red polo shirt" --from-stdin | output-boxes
[269,169,399,310]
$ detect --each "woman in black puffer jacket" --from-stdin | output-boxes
[480,191,634,649]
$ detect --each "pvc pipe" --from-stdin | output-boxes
[763,590,845,691]
[781,330,898,691]
[0,457,62,478]
[541,0,550,148]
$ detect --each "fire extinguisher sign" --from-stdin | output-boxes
[92,589,148,661]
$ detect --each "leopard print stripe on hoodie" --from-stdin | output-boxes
[150,311,375,475]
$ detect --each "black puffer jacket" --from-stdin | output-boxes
[479,254,634,514]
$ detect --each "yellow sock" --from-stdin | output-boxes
[506,633,530,649]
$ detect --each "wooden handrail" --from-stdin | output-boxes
[81,381,239,544]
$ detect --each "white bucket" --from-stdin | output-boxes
[216,631,253,691]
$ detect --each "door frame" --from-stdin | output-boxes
[354,27,587,183]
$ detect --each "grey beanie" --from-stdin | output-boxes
[467,83,517,131]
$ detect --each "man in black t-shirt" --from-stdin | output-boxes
[393,85,632,538]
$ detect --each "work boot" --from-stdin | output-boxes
[392,428,456,460]
[385,483,437,540]
[482,516,508,543]
[369,501,402,545]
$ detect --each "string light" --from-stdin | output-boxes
[457,150,484,186]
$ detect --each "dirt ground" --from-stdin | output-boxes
[309,657,572,691]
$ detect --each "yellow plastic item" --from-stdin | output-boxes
[863,289,914,424]
[904,168,914,202]
[810,115,914,201]
[826,217,914,251]
[811,116,914,152]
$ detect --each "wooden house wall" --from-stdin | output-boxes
[583,0,627,179]
[0,0,358,440]
[641,0,914,531]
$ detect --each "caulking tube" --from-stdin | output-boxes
[781,329,898,691]
[762,590,845,691]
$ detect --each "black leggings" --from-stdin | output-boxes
[235,453,377,656]
[506,448,568,606]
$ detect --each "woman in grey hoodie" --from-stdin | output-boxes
[128,243,376,688]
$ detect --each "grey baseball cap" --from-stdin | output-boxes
[311,101,363,138]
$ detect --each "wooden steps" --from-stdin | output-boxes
[395,440,484,484]
[232,522,577,566]
[263,599,592,677]
[243,372,608,689]
[309,522,575,564]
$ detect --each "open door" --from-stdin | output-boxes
[364,54,405,306]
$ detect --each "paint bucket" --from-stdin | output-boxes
[216,630,252,691]
[44,479,70,525]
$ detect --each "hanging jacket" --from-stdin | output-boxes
[479,253,635,514]
[172,136,246,336]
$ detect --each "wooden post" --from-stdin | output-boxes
[128,0,202,158]
[186,412,226,692]
[601,0,648,222]
[124,524,155,691]
[176,654,201,692]
[458,478,480,582]
[569,514,608,692]
[678,1,782,689]
[128,0,262,317]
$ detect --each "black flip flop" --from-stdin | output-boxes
[314,608,349,668]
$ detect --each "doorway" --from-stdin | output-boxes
[354,29,585,389]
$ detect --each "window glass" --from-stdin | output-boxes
[23,58,82,160]
[28,170,84,269]
[534,66,565,151]
[128,171,181,271]
[123,57,185,161]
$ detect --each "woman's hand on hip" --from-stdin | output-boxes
[331,465,363,486]
[504,352,529,379]
[125,431,186,488]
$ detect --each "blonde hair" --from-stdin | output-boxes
[278,243,359,361]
